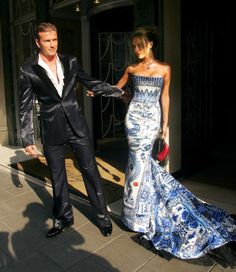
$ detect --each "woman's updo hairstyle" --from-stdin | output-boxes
[132,26,159,58]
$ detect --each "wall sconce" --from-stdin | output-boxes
[75,3,81,12]
[94,0,100,4]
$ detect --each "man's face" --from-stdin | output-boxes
[35,30,58,57]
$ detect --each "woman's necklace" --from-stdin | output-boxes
[142,59,156,70]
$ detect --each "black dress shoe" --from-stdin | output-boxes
[46,218,74,238]
[100,223,113,237]
[97,217,113,237]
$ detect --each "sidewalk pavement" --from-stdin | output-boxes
[0,144,236,272]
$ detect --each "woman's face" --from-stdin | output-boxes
[132,37,153,59]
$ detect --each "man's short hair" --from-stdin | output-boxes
[36,22,57,40]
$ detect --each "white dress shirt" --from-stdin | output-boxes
[38,54,64,97]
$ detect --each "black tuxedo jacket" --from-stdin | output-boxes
[19,54,122,147]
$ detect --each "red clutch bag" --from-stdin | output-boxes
[157,140,169,161]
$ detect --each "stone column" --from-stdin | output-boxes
[163,0,182,173]
[0,0,16,145]
[0,25,9,145]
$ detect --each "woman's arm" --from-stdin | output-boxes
[115,66,131,89]
[115,66,132,103]
[161,64,171,141]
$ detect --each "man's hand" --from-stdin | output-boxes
[25,145,39,158]
[86,90,95,97]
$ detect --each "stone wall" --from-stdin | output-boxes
[163,0,182,173]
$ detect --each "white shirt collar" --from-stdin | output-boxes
[38,54,64,97]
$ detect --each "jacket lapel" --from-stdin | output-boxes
[31,55,62,99]
[32,67,61,99]
[31,54,72,99]
[58,54,70,97]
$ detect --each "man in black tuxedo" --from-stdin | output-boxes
[19,22,122,238]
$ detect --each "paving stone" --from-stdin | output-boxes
[0,251,63,272]
[77,217,123,244]
[0,189,14,201]
[1,199,52,230]
[0,170,16,188]
[40,218,121,270]
[210,264,236,271]
[1,185,32,200]
[0,249,15,269]
[137,255,214,272]
[0,203,15,219]
[2,191,47,213]
[89,234,155,271]
[68,255,120,272]
[0,223,10,233]
[182,180,236,206]
[39,229,92,270]
[7,226,48,260]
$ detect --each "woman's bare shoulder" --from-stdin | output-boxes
[126,62,140,74]
[157,60,171,70]
[156,61,171,77]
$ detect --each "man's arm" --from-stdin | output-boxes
[76,59,123,97]
[19,67,35,149]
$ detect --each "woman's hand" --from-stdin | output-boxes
[121,90,131,104]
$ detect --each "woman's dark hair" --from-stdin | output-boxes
[35,22,57,40]
[132,27,159,58]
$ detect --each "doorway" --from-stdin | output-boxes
[90,5,133,148]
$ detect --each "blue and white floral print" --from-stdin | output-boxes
[122,75,236,259]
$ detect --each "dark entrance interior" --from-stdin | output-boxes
[90,5,133,147]
[181,1,235,189]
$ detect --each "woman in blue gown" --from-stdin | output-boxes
[113,27,236,261]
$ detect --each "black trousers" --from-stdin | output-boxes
[43,121,108,222]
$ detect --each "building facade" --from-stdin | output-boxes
[0,0,233,176]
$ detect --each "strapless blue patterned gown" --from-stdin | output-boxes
[122,75,236,259]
